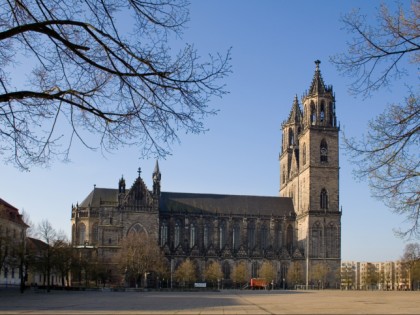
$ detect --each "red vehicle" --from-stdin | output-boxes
[250,278,268,289]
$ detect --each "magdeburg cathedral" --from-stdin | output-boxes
[71,61,341,288]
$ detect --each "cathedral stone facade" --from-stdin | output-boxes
[71,61,341,288]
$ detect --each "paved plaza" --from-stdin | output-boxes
[0,289,419,314]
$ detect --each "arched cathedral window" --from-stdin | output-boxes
[160,221,168,246]
[203,223,209,248]
[174,221,181,248]
[320,139,328,163]
[260,224,268,250]
[190,223,196,248]
[286,225,293,253]
[288,128,294,147]
[329,102,334,125]
[320,101,325,123]
[91,223,98,245]
[219,221,226,250]
[302,144,306,165]
[233,224,240,250]
[248,221,256,249]
[320,188,328,210]
[78,223,86,245]
[310,102,316,125]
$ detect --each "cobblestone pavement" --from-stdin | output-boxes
[0,289,419,314]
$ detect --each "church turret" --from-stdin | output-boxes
[303,60,337,128]
[152,160,161,196]
[118,175,126,194]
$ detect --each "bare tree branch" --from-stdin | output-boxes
[0,0,231,170]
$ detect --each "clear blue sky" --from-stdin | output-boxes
[1,1,416,262]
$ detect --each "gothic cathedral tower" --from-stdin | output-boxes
[279,60,341,284]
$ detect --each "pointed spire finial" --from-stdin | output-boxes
[137,167,141,178]
[315,59,321,69]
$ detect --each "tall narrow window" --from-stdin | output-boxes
[233,224,240,250]
[302,144,306,165]
[310,103,316,125]
[260,224,268,250]
[286,225,293,253]
[329,102,334,125]
[190,223,196,248]
[78,223,86,245]
[251,261,258,278]
[248,222,255,249]
[219,221,226,250]
[174,222,180,248]
[288,128,294,147]
[203,224,209,248]
[320,101,325,122]
[320,139,328,163]
[320,188,328,210]
[91,223,98,245]
[275,225,282,250]
[160,222,168,246]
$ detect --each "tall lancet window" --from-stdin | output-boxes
[310,103,316,125]
[160,222,168,246]
[320,188,328,210]
[233,224,240,250]
[174,221,181,248]
[190,223,196,248]
[320,101,325,123]
[203,224,209,248]
[320,139,328,163]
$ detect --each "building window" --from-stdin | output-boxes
[310,103,316,125]
[275,225,282,250]
[233,224,240,250]
[288,128,294,147]
[260,224,268,250]
[286,225,293,253]
[160,222,168,246]
[302,144,306,165]
[190,223,196,248]
[219,221,226,250]
[248,222,255,249]
[203,224,209,248]
[320,139,328,163]
[174,222,181,248]
[91,223,98,245]
[320,188,328,210]
[78,223,86,245]
[320,101,325,122]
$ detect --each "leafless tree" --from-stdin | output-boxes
[0,0,231,170]
[116,232,167,287]
[402,243,420,290]
[330,1,419,238]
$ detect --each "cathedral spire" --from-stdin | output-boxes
[286,94,302,124]
[307,60,330,96]
[153,160,161,196]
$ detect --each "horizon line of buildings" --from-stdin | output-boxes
[341,260,418,291]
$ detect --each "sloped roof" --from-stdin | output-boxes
[79,188,119,207]
[159,192,294,217]
[78,188,295,218]
[0,197,28,227]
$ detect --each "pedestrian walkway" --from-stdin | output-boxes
[0,289,419,314]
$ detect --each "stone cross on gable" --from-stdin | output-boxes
[137,167,141,178]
